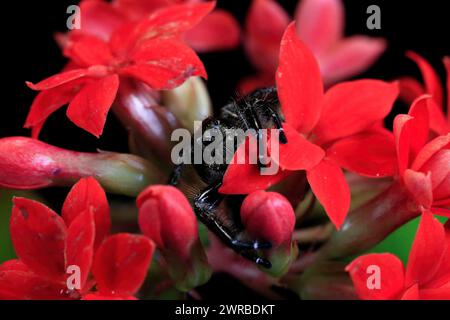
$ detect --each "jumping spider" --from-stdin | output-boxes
[169,87,287,268]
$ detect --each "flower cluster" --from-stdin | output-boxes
[0,0,448,300]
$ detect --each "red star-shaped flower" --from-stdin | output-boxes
[0,178,154,300]
[220,23,399,229]
[25,2,212,138]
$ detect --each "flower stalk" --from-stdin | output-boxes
[316,181,420,260]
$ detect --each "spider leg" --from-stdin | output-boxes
[194,182,272,268]
[264,105,288,144]
[168,163,184,186]
[241,250,272,269]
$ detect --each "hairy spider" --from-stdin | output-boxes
[169,87,287,268]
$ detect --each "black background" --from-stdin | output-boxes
[0,0,448,300]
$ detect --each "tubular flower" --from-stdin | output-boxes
[25,2,212,138]
[137,185,212,291]
[346,211,450,300]
[398,52,450,135]
[240,0,386,93]
[241,191,297,276]
[64,0,239,53]
[0,178,155,300]
[393,95,450,215]
[0,137,163,196]
[220,23,399,229]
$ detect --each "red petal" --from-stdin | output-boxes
[26,69,88,91]
[10,197,67,281]
[114,0,176,20]
[393,114,413,175]
[425,219,450,288]
[314,80,399,143]
[24,80,85,138]
[65,209,95,289]
[346,253,405,300]
[142,2,215,37]
[403,170,433,209]
[184,9,240,52]
[401,284,420,300]
[120,39,206,90]
[77,0,127,41]
[62,177,111,249]
[319,36,386,85]
[407,95,431,158]
[406,52,448,134]
[405,211,447,287]
[113,2,215,53]
[398,76,425,105]
[295,0,344,55]
[245,0,289,74]
[420,287,450,300]
[0,261,68,300]
[412,133,450,171]
[428,99,449,135]
[406,51,444,109]
[327,129,397,177]
[276,123,325,171]
[92,234,155,296]
[219,135,291,194]
[82,293,137,300]
[64,36,114,66]
[306,159,350,229]
[276,22,324,134]
[419,149,450,194]
[67,74,119,137]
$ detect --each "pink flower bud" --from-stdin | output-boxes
[241,191,295,247]
[137,185,198,259]
[241,191,297,277]
[137,185,212,291]
[0,137,162,196]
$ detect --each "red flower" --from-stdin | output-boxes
[62,0,239,53]
[241,191,295,248]
[347,211,450,300]
[0,178,154,300]
[220,23,399,229]
[393,95,450,216]
[25,2,212,138]
[240,0,386,93]
[398,51,450,135]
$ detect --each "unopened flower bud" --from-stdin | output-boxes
[0,137,163,196]
[241,191,297,276]
[162,77,212,132]
[137,185,211,291]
